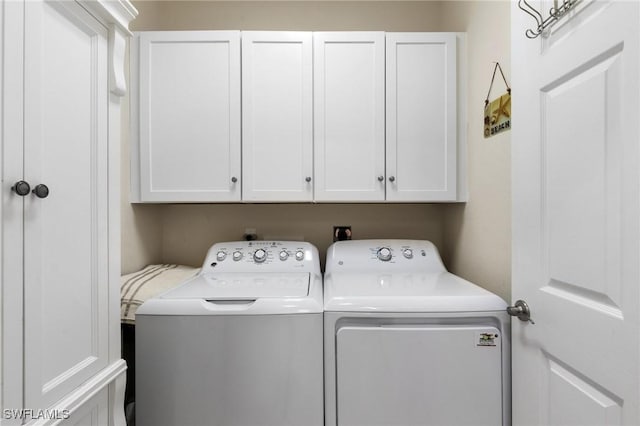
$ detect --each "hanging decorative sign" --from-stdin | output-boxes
[483,62,511,139]
[484,93,511,138]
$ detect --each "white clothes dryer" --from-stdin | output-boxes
[136,241,323,426]
[324,239,510,426]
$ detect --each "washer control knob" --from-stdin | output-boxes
[216,251,227,261]
[295,250,305,261]
[402,248,413,259]
[253,248,267,263]
[377,247,392,261]
[232,251,243,261]
[279,250,289,261]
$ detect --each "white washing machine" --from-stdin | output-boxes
[324,239,510,426]
[136,241,323,426]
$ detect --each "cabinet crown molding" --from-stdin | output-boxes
[81,0,138,96]
[81,0,138,35]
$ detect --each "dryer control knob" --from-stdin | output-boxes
[253,248,267,263]
[279,250,289,261]
[402,248,413,259]
[377,247,392,261]
[216,251,227,261]
[232,251,243,261]
[295,250,305,261]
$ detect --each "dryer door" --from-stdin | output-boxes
[336,325,503,426]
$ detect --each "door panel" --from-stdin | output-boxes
[544,355,622,425]
[138,31,241,202]
[23,0,109,409]
[543,48,622,309]
[386,33,457,201]
[512,0,639,423]
[314,32,385,201]
[242,31,313,202]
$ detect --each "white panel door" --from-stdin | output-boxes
[22,0,110,409]
[138,31,241,202]
[314,32,385,202]
[242,31,313,202]
[512,1,639,424]
[386,33,457,202]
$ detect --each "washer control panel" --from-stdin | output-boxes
[205,241,319,273]
[325,239,446,274]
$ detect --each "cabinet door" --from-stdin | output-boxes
[22,0,110,409]
[242,31,313,202]
[138,31,241,202]
[314,32,385,202]
[386,33,457,201]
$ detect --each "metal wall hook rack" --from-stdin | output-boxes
[518,0,581,39]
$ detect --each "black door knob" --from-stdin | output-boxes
[12,180,31,196]
[32,184,49,199]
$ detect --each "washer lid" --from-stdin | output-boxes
[324,272,506,312]
[159,272,310,299]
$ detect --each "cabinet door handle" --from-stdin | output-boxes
[388,176,396,183]
[377,176,384,182]
[32,184,50,199]
[305,176,312,183]
[12,180,31,196]
[231,176,238,183]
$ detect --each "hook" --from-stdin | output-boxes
[519,0,581,39]
[518,0,543,29]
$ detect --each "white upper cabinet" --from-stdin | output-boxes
[242,31,313,202]
[313,32,386,202]
[135,31,241,202]
[131,30,465,203]
[386,33,457,201]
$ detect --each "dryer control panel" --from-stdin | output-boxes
[325,239,447,274]
[203,241,320,274]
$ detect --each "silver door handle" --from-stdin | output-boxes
[507,299,535,324]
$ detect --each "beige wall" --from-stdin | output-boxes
[441,1,512,301]
[162,204,445,268]
[122,1,512,302]
[131,1,444,32]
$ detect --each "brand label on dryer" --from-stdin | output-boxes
[476,331,499,347]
